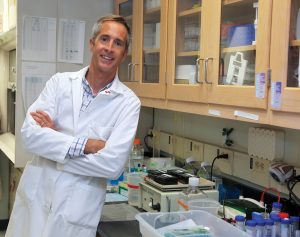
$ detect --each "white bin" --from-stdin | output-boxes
[136,210,251,237]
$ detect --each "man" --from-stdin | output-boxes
[6,15,141,237]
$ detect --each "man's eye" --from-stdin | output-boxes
[114,40,124,47]
[100,36,109,42]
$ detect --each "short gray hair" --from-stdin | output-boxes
[92,14,131,50]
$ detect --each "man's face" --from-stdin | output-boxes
[90,21,128,75]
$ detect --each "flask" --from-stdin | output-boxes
[129,138,144,172]
[290,216,300,237]
[281,218,291,237]
[178,177,205,211]
[245,220,257,237]
[235,215,245,231]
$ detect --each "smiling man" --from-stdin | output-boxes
[6,15,141,237]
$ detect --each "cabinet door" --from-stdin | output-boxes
[167,0,208,102]
[270,0,300,113]
[115,0,135,83]
[115,0,167,99]
[207,0,272,109]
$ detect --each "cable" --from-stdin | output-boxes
[144,134,153,153]
[210,153,229,181]
[287,175,300,205]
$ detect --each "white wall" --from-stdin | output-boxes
[15,0,114,167]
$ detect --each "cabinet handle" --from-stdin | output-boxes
[204,57,213,84]
[195,58,204,84]
[131,63,139,82]
[127,63,133,81]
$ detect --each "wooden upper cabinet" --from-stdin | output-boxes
[115,0,167,99]
[167,0,272,109]
[270,0,300,113]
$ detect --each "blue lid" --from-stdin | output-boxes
[265,219,274,226]
[256,219,265,226]
[245,220,256,227]
[290,216,300,222]
[281,218,291,224]
[235,215,245,222]
[272,202,282,209]
[252,212,263,220]
[270,215,281,222]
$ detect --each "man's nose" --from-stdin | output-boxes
[104,40,114,51]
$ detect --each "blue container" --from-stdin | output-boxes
[227,24,255,47]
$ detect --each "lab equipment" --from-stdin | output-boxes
[264,219,274,237]
[135,210,251,237]
[127,172,146,206]
[281,218,291,237]
[245,220,257,237]
[255,219,265,237]
[270,213,281,237]
[235,215,245,231]
[129,138,144,172]
[271,202,282,214]
[290,216,300,237]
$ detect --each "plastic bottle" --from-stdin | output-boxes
[256,219,265,237]
[129,138,144,172]
[264,219,274,237]
[245,220,257,237]
[178,177,203,211]
[270,213,281,237]
[271,202,282,214]
[235,215,245,231]
[281,218,291,237]
[290,216,300,237]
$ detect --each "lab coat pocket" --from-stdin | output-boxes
[65,184,105,229]
[89,125,113,141]
[17,163,42,204]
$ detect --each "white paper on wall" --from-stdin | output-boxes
[22,16,56,62]
[22,61,56,110]
[57,19,85,64]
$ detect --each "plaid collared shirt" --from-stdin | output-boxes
[68,77,112,157]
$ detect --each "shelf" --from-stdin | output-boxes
[178,7,201,17]
[145,6,161,15]
[0,132,15,163]
[124,15,133,21]
[222,45,256,53]
[177,51,199,57]
[223,0,254,6]
[0,27,16,51]
[290,39,300,47]
[144,48,160,54]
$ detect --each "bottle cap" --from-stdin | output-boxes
[281,218,291,224]
[235,215,245,222]
[279,212,289,219]
[265,219,274,226]
[290,216,300,222]
[272,202,282,209]
[245,220,256,227]
[188,177,199,187]
[270,214,281,222]
[256,219,265,226]
[134,138,140,145]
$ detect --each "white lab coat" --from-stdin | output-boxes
[6,67,141,237]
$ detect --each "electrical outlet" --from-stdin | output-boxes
[203,144,233,175]
[183,139,204,162]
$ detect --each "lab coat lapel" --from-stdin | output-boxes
[70,67,87,132]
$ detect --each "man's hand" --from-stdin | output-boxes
[84,139,106,154]
[30,109,57,130]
